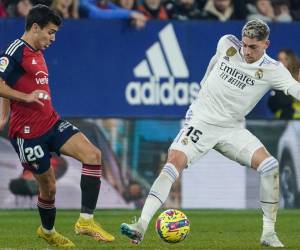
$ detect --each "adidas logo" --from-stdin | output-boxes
[125,24,200,106]
[32,58,37,65]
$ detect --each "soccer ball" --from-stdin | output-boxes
[155,209,190,243]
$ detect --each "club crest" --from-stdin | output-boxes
[226,47,237,57]
[0,56,9,72]
[255,69,263,79]
[181,137,188,145]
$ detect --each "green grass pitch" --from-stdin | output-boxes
[0,209,299,250]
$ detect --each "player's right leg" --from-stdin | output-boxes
[120,112,215,244]
[10,136,75,248]
[35,177,75,248]
[34,167,75,248]
[120,119,213,244]
[120,149,186,244]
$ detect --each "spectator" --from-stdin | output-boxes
[165,0,202,20]
[272,0,293,22]
[6,0,33,17]
[80,0,146,28]
[0,0,8,17]
[268,49,300,119]
[290,0,300,10]
[289,0,300,20]
[138,0,169,20]
[31,0,52,6]
[247,0,292,22]
[200,0,247,21]
[116,0,137,10]
[278,49,300,79]
[196,0,207,9]
[51,0,79,18]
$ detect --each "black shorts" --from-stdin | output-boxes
[10,119,80,174]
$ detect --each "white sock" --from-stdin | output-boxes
[80,213,94,219]
[263,216,275,235]
[139,163,179,232]
[42,226,55,234]
[257,157,279,235]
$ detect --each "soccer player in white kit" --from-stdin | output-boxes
[121,19,300,247]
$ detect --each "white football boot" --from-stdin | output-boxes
[120,220,145,244]
[260,232,284,248]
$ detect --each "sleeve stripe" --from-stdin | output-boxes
[5,40,19,54]
[5,40,23,56]
[227,35,242,48]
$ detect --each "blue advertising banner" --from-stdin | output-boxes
[1,20,300,118]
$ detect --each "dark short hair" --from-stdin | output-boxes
[242,19,270,41]
[25,4,62,31]
[31,0,52,6]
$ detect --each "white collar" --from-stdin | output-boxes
[240,48,266,66]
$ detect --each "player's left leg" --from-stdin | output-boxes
[251,148,283,248]
[56,123,114,242]
[215,128,283,248]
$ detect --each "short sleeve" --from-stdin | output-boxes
[216,35,228,53]
[216,35,231,54]
[271,63,299,94]
[0,41,24,86]
[0,55,17,82]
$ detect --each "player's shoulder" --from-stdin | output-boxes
[259,54,282,69]
[0,39,25,61]
[217,34,242,52]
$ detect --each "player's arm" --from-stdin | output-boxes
[0,77,48,106]
[200,35,229,85]
[0,97,10,130]
[271,64,300,101]
[200,54,218,85]
[286,83,300,101]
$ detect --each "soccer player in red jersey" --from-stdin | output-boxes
[0,5,114,248]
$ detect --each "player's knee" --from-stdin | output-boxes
[250,147,271,169]
[48,186,56,200]
[167,150,188,172]
[160,163,180,183]
[257,156,279,175]
[258,156,279,203]
[40,184,56,200]
[83,147,102,164]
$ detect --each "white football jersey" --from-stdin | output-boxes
[191,34,299,127]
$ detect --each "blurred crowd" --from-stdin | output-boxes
[268,49,300,119]
[0,0,300,28]
[1,0,300,119]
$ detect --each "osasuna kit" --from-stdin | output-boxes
[0,39,79,174]
[170,35,300,166]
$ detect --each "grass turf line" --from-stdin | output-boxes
[0,209,299,250]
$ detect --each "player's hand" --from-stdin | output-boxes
[25,90,50,106]
[0,118,7,131]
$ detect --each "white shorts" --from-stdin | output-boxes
[170,115,263,167]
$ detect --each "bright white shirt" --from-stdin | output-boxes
[191,34,300,127]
